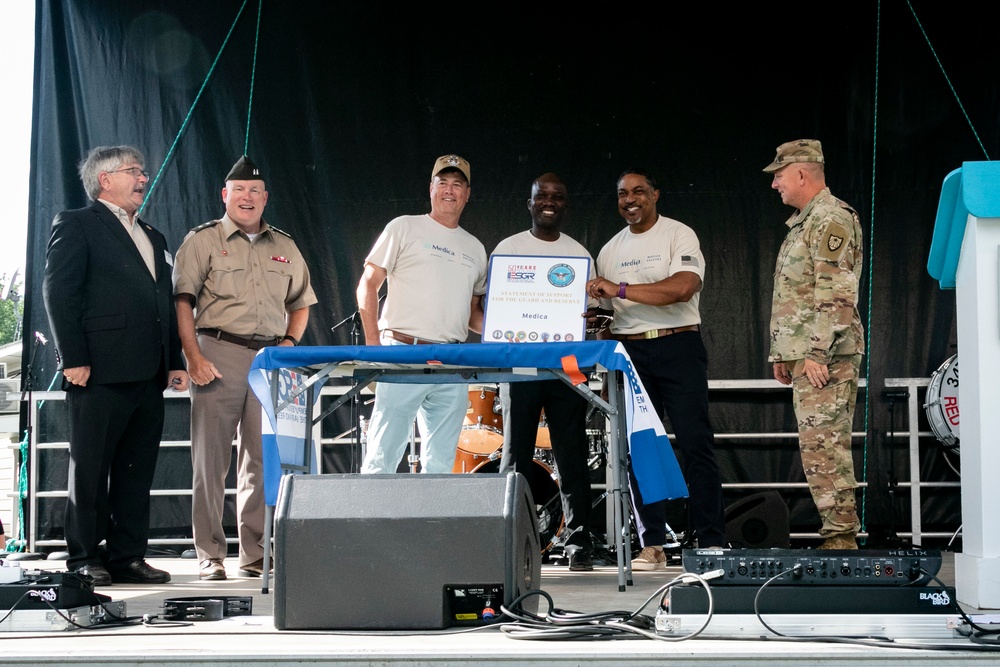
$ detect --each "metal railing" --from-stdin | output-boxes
[8,375,958,551]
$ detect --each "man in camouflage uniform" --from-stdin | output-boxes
[764,140,865,550]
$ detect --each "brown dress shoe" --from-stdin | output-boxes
[238,558,273,577]
[199,558,226,580]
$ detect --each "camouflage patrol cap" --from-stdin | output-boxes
[762,140,825,173]
[431,154,471,184]
[226,155,264,182]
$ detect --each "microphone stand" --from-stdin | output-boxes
[13,333,48,555]
[330,293,385,472]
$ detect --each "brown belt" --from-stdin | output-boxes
[611,324,700,341]
[197,328,280,351]
[382,330,450,345]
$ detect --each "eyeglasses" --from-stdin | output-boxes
[108,167,149,179]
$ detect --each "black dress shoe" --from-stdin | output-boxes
[569,551,594,571]
[109,559,171,584]
[75,563,112,586]
[566,547,594,572]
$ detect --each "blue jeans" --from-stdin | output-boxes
[360,339,466,473]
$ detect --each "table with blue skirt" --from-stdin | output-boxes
[247,340,689,591]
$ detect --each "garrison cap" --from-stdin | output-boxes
[762,139,825,173]
[226,155,264,181]
[431,154,471,184]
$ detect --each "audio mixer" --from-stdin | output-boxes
[682,548,941,586]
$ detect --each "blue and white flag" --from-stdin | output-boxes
[615,341,688,503]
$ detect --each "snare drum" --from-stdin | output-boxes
[459,386,503,455]
[471,457,565,552]
[923,354,959,454]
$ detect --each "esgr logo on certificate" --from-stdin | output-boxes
[506,264,537,282]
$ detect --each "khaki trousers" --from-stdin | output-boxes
[189,334,265,567]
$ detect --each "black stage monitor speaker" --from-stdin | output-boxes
[273,472,541,630]
[724,490,790,548]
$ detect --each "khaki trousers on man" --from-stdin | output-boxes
[189,334,265,568]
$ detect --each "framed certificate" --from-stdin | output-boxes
[483,254,589,343]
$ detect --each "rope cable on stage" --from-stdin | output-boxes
[858,0,883,541]
[138,0,264,217]
[5,369,60,555]
[859,0,992,543]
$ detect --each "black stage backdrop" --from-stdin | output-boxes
[21,0,998,546]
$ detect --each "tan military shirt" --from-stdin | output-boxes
[173,214,317,338]
[769,188,865,364]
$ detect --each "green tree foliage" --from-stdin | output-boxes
[0,273,23,345]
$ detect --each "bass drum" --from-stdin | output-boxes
[923,354,959,455]
[472,458,564,553]
[459,386,504,455]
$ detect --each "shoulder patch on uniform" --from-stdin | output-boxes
[817,221,851,263]
[191,220,221,233]
[269,226,291,238]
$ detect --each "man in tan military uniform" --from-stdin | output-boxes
[173,156,317,579]
[764,140,865,550]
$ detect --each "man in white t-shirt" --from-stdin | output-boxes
[492,173,598,571]
[587,168,726,570]
[356,155,488,473]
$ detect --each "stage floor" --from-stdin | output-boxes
[2,550,998,666]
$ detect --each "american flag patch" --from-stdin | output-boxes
[681,255,699,267]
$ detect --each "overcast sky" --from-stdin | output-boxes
[0,4,33,286]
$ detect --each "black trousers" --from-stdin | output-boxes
[499,380,593,551]
[622,332,726,548]
[64,378,164,570]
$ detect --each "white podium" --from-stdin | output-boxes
[928,161,1000,609]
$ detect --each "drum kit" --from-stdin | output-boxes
[355,384,609,554]
[450,385,606,553]
[923,354,960,455]
[452,385,504,473]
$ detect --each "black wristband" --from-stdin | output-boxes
[281,334,300,346]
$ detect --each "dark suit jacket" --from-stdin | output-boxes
[43,200,184,386]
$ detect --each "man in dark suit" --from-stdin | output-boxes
[43,145,189,586]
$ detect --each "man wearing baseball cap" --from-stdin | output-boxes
[356,155,487,473]
[764,140,865,550]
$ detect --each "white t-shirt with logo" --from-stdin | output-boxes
[595,215,704,334]
[491,229,598,309]
[366,214,488,342]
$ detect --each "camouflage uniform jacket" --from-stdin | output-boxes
[769,188,865,364]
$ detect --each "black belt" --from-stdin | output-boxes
[611,325,700,341]
[197,328,280,350]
